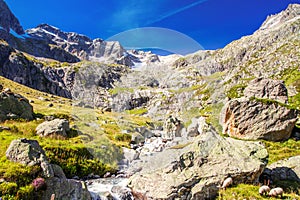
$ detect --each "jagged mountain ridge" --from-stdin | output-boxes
[185,3,300,76]
[26,24,132,65]
[0,0,160,66]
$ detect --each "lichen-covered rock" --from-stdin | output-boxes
[263,156,300,183]
[6,139,91,200]
[6,138,47,166]
[0,90,34,121]
[244,78,288,104]
[220,98,298,141]
[36,119,70,137]
[129,128,268,199]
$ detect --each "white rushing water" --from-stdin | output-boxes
[87,178,133,200]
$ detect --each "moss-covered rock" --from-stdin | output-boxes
[0,90,34,121]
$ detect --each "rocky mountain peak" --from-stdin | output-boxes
[27,23,93,44]
[0,0,24,34]
[259,3,300,30]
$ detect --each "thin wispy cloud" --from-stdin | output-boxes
[109,0,208,31]
[110,0,161,30]
[146,0,208,25]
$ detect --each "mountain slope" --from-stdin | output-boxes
[0,0,24,34]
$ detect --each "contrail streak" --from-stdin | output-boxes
[146,0,208,25]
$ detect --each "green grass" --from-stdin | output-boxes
[0,76,155,198]
[217,183,299,200]
[108,87,134,95]
[199,103,224,133]
[226,83,247,99]
[126,108,148,115]
[263,139,300,164]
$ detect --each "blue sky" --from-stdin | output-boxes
[5,0,300,50]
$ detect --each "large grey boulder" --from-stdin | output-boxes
[220,98,298,141]
[263,156,300,183]
[244,78,288,104]
[6,139,91,200]
[0,90,34,121]
[36,119,70,137]
[6,138,47,166]
[6,138,54,178]
[42,178,91,200]
[129,128,268,199]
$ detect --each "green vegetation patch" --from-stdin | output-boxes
[226,83,247,99]
[44,146,115,178]
[125,108,148,115]
[200,103,224,133]
[108,87,134,95]
[263,139,300,164]
[217,183,299,199]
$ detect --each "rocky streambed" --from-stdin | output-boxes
[86,129,190,200]
[85,124,269,199]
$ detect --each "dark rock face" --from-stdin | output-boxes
[0,0,24,34]
[0,44,74,98]
[220,98,297,141]
[244,78,288,104]
[0,89,34,121]
[263,156,300,183]
[0,42,128,100]
[163,115,183,139]
[129,128,268,199]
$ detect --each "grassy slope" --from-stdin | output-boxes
[0,76,153,199]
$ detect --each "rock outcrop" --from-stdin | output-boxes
[36,119,70,138]
[163,115,183,139]
[0,41,128,100]
[6,138,91,200]
[221,78,298,141]
[185,117,209,138]
[260,4,300,31]
[0,88,34,121]
[244,78,288,104]
[220,98,297,141]
[129,128,268,199]
[0,42,74,98]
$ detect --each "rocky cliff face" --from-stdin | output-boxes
[0,0,24,34]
